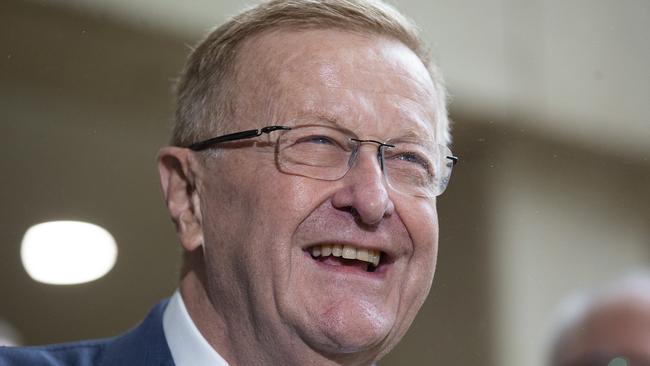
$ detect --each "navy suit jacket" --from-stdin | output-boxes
[0,300,174,366]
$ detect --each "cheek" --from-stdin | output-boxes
[201,167,327,269]
[262,176,329,238]
[197,164,325,300]
[397,198,439,300]
[399,197,439,258]
[415,201,439,279]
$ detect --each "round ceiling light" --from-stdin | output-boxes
[21,221,118,285]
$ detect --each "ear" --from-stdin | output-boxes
[157,147,204,252]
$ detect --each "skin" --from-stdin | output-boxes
[158,28,442,366]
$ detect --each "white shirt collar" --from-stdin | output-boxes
[163,290,230,366]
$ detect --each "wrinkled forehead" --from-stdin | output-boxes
[231,28,439,141]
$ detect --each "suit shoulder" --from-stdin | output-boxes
[0,339,108,366]
[0,299,173,366]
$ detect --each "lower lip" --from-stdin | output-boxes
[304,251,389,280]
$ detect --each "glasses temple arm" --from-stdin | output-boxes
[446,155,459,166]
[188,126,291,151]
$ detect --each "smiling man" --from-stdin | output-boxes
[0,1,456,365]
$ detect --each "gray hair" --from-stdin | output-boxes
[173,0,450,148]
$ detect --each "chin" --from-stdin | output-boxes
[302,299,397,356]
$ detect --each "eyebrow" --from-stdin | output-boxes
[291,113,342,126]
[289,112,436,143]
[288,113,357,135]
[391,129,435,142]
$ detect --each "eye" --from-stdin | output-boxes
[294,134,348,151]
[390,151,431,170]
[301,135,336,145]
[384,149,436,188]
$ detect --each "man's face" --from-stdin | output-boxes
[195,29,441,361]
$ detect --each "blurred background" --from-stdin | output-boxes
[1,0,648,365]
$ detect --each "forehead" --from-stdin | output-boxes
[232,28,439,141]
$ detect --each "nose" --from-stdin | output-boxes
[331,146,395,225]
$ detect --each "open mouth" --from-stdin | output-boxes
[306,244,389,273]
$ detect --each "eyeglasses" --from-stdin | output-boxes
[187,124,459,198]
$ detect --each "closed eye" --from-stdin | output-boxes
[390,152,430,168]
[297,135,337,145]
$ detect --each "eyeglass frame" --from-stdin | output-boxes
[186,125,459,196]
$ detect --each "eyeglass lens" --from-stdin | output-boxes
[276,125,454,197]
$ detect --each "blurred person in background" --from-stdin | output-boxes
[549,271,650,366]
[0,0,457,365]
[0,320,22,347]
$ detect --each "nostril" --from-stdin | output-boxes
[330,160,394,226]
[350,207,384,228]
[333,205,368,225]
[348,207,360,219]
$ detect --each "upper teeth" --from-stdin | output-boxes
[310,244,381,267]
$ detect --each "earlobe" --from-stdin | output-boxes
[157,147,204,251]
[178,211,203,251]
